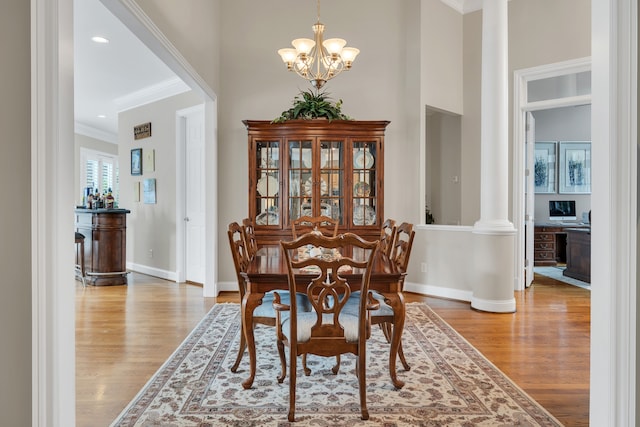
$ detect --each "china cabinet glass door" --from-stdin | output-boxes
[320,140,343,224]
[287,139,344,224]
[352,141,377,226]
[254,140,280,226]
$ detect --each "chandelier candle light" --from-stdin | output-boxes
[277,0,359,90]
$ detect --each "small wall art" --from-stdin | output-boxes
[133,181,140,202]
[144,148,155,173]
[143,178,157,204]
[559,141,591,194]
[134,122,152,140]
[533,142,556,194]
[131,148,142,176]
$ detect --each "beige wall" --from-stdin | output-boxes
[135,0,221,95]
[421,0,464,115]
[0,0,31,424]
[119,91,203,275]
[426,111,462,225]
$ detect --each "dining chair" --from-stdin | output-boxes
[376,222,416,371]
[379,218,397,257]
[227,221,312,374]
[273,233,380,421]
[241,217,258,259]
[291,215,339,238]
[343,221,415,374]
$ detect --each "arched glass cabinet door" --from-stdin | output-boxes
[352,140,377,227]
[254,140,280,226]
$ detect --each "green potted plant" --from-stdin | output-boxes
[272,89,353,123]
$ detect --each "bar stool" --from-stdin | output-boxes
[75,232,86,287]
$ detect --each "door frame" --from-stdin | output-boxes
[512,57,591,291]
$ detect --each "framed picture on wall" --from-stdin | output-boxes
[534,142,556,194]
[131,148,142,176]
[559,141,591,194]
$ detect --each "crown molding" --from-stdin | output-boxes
[74,122,118,144]
[113,76,190,113]
[439,0,492,14]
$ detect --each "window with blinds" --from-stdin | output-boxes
[80,148,119,206]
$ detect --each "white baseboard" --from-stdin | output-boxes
[404,281,473,303]
[127,262,178,282]
[217,281,238,293]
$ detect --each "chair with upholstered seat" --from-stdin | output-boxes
[273,233,380,421]
[227,221,312,374]
[291,215,339,238]
[344,221,415,375]
[374,222,415,371]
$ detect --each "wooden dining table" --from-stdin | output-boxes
[240,244,407,390]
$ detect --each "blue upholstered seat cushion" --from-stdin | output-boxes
[254,291,311,318]
[343,291,395,317]
[280,311,361,343]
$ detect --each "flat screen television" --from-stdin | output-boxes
[549,200,577,221]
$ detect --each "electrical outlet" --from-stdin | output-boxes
[149,249,153,258]
[421,262,427,273]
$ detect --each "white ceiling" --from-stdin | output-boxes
[73,0,187,143]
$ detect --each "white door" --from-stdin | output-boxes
[184,108,206,284]
[524,112,535,287]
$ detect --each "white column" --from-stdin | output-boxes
[471,0,516,313]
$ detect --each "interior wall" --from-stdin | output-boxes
[0,0,31,423]
[421,0,463,115]
[533,104,592,223]
[133,0,221,95]
[118,91,203,277]
[426,110,462,225]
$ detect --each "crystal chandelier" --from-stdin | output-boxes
[277,0,360,90]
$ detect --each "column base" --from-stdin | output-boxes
[471,295,516,313]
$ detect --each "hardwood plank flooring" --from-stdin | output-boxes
[76,272,589,426]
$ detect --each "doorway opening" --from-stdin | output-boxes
[513,57,591,290]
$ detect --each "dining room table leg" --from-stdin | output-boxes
[385,291,406,389]
[241,290,264,389]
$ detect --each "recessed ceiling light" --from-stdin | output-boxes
[91,36,109,44]
[97,114,107,118]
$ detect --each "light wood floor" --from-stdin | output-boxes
[76,272,590,426]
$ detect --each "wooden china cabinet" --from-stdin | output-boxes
[243,119,389,245]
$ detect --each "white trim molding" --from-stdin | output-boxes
[590,0,637,425]
[114,76,190,112]
[74,122,118,144]
[32,0,76,425]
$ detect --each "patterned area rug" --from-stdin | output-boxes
[111,303,562,426]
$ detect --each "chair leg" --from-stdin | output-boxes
[331,355,341,375]
[358,347,369,420]
[276,338,286,383]
[288,349,297,422]
[398,340,411,371]
[302,354,311,376]
[231,324,247,373]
